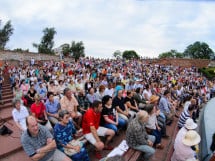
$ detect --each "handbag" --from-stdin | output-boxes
[0,125,13,135]
[64,140,83,156]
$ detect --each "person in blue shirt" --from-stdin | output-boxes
[45,92,60,125]
[54,110,89,161]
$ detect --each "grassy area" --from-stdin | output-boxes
[199,67,215,79]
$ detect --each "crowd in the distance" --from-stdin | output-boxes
[2,57,215,161]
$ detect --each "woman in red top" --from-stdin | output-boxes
[31,94,52,130]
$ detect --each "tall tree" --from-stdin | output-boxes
[0,20,14,50]
[159,49,183,58]
[122,50,140,60]
[70,41,85,61]
[33,27,56,54]
[184,41,214,59]
[113,50,122,59]
[61,43,71,57]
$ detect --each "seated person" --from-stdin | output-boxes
[144,104,163,149]
[112,90,130,123]
[54,110,89,161]
[21,116,71,161]
[82,100,115,159]
[178,104,195,129]
[101,95,126,134]
[76,89,90,114]
[12,98,29,131]
[31,94,52,131]
[45,92,61,125]
[124,90,139,118]
[126,110,155,160]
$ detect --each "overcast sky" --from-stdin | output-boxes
[0,0,215,58]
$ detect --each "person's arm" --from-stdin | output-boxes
[103,115,117,125]
[90,126,102,143]
[116,106,127,116]
[32,139,56,161]
[126,101,139,111]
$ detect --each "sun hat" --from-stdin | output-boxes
[182,130,201,146]
[184,118,197,130]
[149,95,159,104]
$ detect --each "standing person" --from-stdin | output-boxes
[82,100,115,159]
[126,110,155,160]
[54,110,89,161]
[21,116,71,161]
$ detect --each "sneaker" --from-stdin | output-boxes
[104,145,114,150]
[94,151,102,159]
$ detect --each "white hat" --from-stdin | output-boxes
[182,130,201,146]
[185,118,197,130]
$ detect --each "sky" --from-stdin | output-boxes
[0,0,215,58]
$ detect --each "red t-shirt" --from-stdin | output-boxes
[82,108,101,134]
[31,102,46,119]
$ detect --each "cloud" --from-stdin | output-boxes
[0,0,215,58]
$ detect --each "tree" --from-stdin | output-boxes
[113,50,122,59]
[184,41,214,59]
[158,49,183,58]
[61,43,71,57]
[0,20,14,50]
[33,27,56,54]
[70,41,85,61]
[122,50,140,60]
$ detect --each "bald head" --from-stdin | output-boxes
[26,116,39,136]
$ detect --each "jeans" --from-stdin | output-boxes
[104,117,126,132]
[133,135,155,160]
[152,128,162,145]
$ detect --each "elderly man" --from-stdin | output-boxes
[126,110,155,160]
[60,87,82,129]
[21,116,71,161]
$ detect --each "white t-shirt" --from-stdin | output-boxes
[12,105,29,130]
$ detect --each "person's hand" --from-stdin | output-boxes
[47,138,53,144]
[157,126,161,131]
[73,145,81,152]
[148,140,153,147]
[54,114,59,118]
[70,111,77,118]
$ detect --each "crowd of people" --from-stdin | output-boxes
[1,57,215,161]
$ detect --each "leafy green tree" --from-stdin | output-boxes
[113,50,122,59]
[70,41,85,61]
[61,43,71,57]
[13,48,29,52]
[122,50,140,60]
[184,41,214,59]
[0,20,14,49]
[159,49,183,58]
[33,27,56,54]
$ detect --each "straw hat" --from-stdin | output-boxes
[182,130,201,146]
[184,118,197,130]
[149,95,159,104]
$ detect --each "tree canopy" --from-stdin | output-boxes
[33,27,56,54]
[158,49,183,59]
[113,50,122,59]
[184,41,214,59]
[0,20,14,50]
[122,50,140,60]
[61,41,85,60]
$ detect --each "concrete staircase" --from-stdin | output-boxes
[0,77,30,161]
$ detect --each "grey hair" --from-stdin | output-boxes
[13,98,21,107]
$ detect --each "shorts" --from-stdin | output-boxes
[84,126,108,145]
[47,149,68,161]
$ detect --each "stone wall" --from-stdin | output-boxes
[0,50,213,68]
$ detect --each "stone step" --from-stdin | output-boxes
[0,121,23,159]
[0,102,13,110]
[0,149,31,161]
[0,107,13,121]
[1,88,12,93]
[2,94,13,100]
[2,90,13,96]
[2,98,13,104]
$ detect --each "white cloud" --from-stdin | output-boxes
[0,0,215,58]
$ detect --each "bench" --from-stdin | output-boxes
[124,148,142,161]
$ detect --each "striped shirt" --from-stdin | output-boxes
[178,110,191,128]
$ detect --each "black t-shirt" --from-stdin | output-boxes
[112,96,125,111]
[101,105,116,125]
[124,96,136,107]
